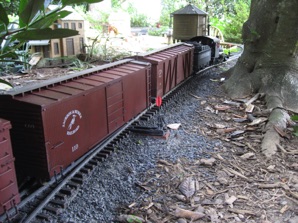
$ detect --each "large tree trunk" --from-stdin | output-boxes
[224,0,298,157]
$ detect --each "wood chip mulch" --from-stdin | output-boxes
[117,75,298,223]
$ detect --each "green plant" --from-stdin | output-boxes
[0,0,103,86]
[69,58,91,71]
[137,140,143,145]
[223,46,241,54]
[210,0,251,43]
[127,215,143,223]
[148,26,167,36]
[0,78,12,87]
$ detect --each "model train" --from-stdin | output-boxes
[0,36,225,215]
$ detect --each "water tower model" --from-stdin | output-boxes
[171,3,208,42]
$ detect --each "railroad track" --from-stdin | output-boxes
[0,54,241,223]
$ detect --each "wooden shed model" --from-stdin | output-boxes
[28,5,85,60]
[172,4,208,42]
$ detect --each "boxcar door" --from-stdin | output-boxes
[106,81,125,133]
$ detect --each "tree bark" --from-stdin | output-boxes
[223,0,298,157]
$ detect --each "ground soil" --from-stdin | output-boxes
[1,51,297,223]
[110,62,298,223]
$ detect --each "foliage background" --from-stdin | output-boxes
[2,0,251,43]
[159,0,251,43]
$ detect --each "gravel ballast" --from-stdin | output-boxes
[55,63,232,223]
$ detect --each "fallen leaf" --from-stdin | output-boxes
[13,75,26,79]
[179,177,196,198]
[233,114,247,118]
[117,214,145,223]
[245,104,254,113]
[222,100,241,107]
[244,93,261,106]
[248,117,267,126]
[267,165,275,171]
[157,159,173,166]
[143,202,154,210]
[280,205,288,213]
[128,202,136,208]
[230,141,246,147]
[206,188,214,195]
[200,158,216,166]
[214,123,226,129]
[240,152,255,160]
[174,207,205,220]
[205,105,215,113]
[230,130,245,138]
[216,154,225,161]
[225,195,237,205]
[174,194,186,202]
[167,123,181,130]
[233,118,247,123]
[214,104,231,111]
[246,126,258,131]
[223,127,237,133]
[237,195,249,200]
[216,127,237,134]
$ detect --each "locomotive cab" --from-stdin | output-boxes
[189,36,221,65]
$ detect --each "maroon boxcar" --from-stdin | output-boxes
[0,59,151,180]
[0,118,20,215]
[136,43,194,98]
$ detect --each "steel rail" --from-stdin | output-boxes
[1,52,242,223]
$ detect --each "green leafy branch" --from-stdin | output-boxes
[1,0,102,54]
[0,0,103,87]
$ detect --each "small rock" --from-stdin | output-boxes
[177,218,187,223]
[234,216,241,222]
[238,214,244,219]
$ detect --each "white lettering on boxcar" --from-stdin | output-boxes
[62,110,82,136]
[158,69,162,78]
[72,144,79,152]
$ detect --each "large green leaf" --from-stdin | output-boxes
[62,0,103,6]
[19,0,45,27]
[0,3,9,27]
[13,28,79,40]
[19,0,28,15]
[0,79,13,88]
[30,10,72,29]
[0,52,19,59]
[0,38,23,54]
[291,115,298,121]
[0,24,7,38]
